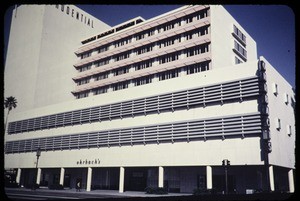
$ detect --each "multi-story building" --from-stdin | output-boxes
[4,5,295,194]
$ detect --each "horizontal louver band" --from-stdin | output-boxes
[5,112,262,154]
[8,76,260,134]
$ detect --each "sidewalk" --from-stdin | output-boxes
[5,187,191,198]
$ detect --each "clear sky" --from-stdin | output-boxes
[4,5,295,87]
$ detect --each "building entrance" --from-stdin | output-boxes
[64,174,71,188]
[125,168,148,191]
[20,169,35,188]
[213,175,236,194]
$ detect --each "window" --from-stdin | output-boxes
[196,25,209,36]
[185,15,193,24]
[272,83,278,95]
[80,51,92,59]
[283,93,289,104]
[97,45,109,53]
[94,72,109,81]
[235,57,242,64]
[113,52,130,62]
[157,19,181,33]
[78,63,92,72]
[76,91,89,99]
[114,36,132,48]
[183,26,209,41]
[112,81,129,91]
[134,75,153,86]
[135,31,147,41]
[159,69,179,81]
[158,53,179,64]
[186,61,210,75]
[94,59,109,67]
[196,8,209,20]
[136,44,154,55]
[112,66,130,76]
[134,60,153,71]
[147,28,156,36]
[158,35,181,48]
[233,25,246,46]
[76,77,90,86]
[186,43,209,57]
[233,40,247,60]
[287,125,292,136]
[93,86,108,95]
[276,118,281,130]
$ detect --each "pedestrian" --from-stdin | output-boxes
[76,181,81,192]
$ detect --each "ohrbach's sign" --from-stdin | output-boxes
[76,158,100,165]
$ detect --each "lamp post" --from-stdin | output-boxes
[36,148,41,169]
[33,148,41,190]
[222,159,230,194]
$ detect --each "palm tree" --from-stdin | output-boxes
[4,96,17,131]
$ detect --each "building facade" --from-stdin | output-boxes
[4,5,295,194]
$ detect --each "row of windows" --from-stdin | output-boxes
[77,8,210,60]
[158,35,181,48]
[94,72,109,81]
[80,51,91,59]
[76,77,90,86]
[94,59,109,67]
[78,64,92,72]
[184,25,209,41]
[134,75,153,86]
[114,36,132,48]
[76,25,210,73]
[136,44,154,55]
[8,75,259,134]
[75,59,211,97]
[113,51,131,62]
[5,112,261,154]
[93,86,109,95]
[134,60,153,71]
[90,74,154,96]
[272,83,295,109]
[275,118,293,137]
[186,62,210,75]
[98,45,109,53]
[159,69,179,81]
[75,42,210,87]
[158,53,179,64]
[77,60,211,96]
[134,9,209,41]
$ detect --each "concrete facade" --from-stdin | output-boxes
[4,5,110,113]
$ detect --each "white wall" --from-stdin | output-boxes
[210,5,257,68]
[4,5,45,113]
[4,5,110,115]
[261,56,295,169]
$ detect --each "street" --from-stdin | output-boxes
[5,189,128,201]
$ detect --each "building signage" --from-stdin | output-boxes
[55,5,94,28]
[76,158,100,165]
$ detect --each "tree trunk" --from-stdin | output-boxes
[4,109,10,133]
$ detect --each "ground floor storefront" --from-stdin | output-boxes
[5,165,294,194]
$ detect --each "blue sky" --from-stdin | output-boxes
[4,5,295,87]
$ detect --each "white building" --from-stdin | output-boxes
[4,5,295,194]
